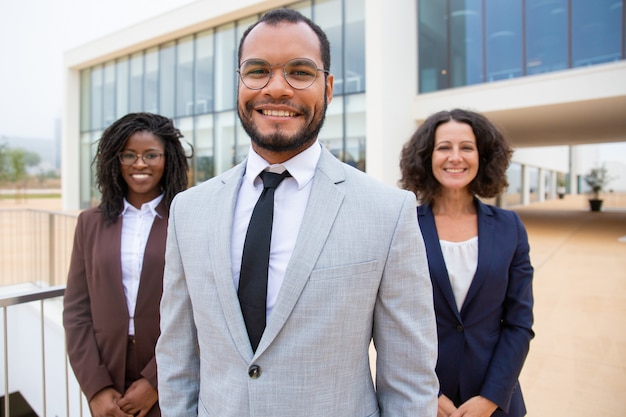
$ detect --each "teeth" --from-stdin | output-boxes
[133,174,150,179]
[262,109,296,117]
[445,169,464,173]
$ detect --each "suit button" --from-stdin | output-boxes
[456,325,464,332]
[248,365,261,379]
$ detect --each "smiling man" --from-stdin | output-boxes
[156,8,438,417]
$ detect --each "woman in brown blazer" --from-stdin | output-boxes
[63,113,189,417]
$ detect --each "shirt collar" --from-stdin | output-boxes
[244,141,321,190]
[121,193,164,217]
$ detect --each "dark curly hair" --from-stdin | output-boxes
[94,112,190,223]
[399,109,513,204]
[238,8,331,74]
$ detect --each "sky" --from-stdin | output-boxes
[0,0,195,139]
[0,0,624,170]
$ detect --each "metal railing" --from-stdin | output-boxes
[0,208,78,288]
[0,208,83,416]
[0,285,86,417]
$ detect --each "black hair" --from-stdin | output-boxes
[238,8,331,73]
[94,112,190,223]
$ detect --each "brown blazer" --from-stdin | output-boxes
[63,201,168,416]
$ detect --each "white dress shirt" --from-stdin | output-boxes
[120,194,163,335]
[232,142,321,320]
[439,236,478,311]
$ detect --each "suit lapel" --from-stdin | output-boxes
[418,204,461,319]
[255,149,345,356]
[206,164,256,360]
[462,199,495,309]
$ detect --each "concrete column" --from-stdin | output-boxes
[521,164,530,205]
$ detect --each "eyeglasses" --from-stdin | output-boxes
[237,58,329,90]
[118,151,164,166]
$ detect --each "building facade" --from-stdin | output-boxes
[63,0,626,210]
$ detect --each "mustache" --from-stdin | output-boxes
[246,99,306,114]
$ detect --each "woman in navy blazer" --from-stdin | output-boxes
[63,113,189,417]
[400,109,534,417]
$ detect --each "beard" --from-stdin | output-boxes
[238,94,328,153]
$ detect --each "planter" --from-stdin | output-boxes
[588,199,603,212]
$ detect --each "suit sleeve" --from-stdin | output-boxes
[373,192,439,416]
[155,196,201,416]
[63,213,115,401]
[480,212,535,412]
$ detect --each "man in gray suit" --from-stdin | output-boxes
[156,8,438,417]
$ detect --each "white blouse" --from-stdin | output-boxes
[439,236,478,311]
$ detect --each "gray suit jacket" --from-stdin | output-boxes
[156,147,438,416]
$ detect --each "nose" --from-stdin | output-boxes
[263,66,293,95]
[134,155,148,167]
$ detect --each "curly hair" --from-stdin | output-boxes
[94,112,190,223]
[399,109,513,204]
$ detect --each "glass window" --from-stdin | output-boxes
[345,93,366,171]
[160,42,176,118]
[195,114,214,184]
[103,62,116,127]
[215,23,236,111]
[450,0,484,87]
[485,0,523,81]
[129,51,144,112]
[572,0,623,66]
[505,162,522,206]
[215,111,237,173]
[177,36,195,117]
[116,57,129,118]
[291,1,313,19]
[195,30,214,114]
[314,0,343,94]
[418,0,448,92]
[526,0,568,75]
[144,47,159,114]
[90,65,103,130]
[80,69,91,132]
[319,96,344,159]
[345,0,366,94]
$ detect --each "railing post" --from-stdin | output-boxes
[3,306,9,417]
[49,212,56,286]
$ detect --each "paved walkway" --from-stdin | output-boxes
[514,194,626,417]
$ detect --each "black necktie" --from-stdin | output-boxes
[238,169,290,352]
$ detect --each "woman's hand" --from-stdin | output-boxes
[450,395,498,417]
[89,387,132,417]
[117,378,158,417]
[438,394,458,417]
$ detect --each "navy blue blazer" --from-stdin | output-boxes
[418,199,534,416]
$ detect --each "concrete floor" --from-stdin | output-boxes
[515,195,626,417]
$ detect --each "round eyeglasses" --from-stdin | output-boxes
[237,58,329,90]
[118,151,164,166]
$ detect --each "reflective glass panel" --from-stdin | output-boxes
[572,0,623,66]
[177,36,195,117]
[103,62,116,127]
[195,114,214,184]
[485,0,523,81]
[129,52,144,112]
[450,0,484,86]
[144,47,159,114]
[345,93,366,171]
[215,23,236,111]
[345,0,365,94]
[526,0,568,75]
[116,57,129,118]
[80,69,91,132]
[419,0,448,92]
[160,42,176,118]
[195,30,214,114]
[90,65,103,130]
[315,0,343,93]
